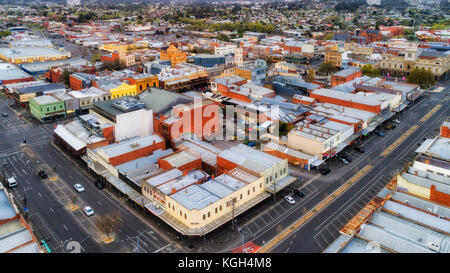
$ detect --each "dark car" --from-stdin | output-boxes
[38,170,48,179]
[340,155,353,162]
[320,168,331,175]
[95,181,104,189]
[355,147,365,153]
[293,188,306,197]
[376,131,385,137]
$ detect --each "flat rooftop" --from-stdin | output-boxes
[99,135,164,158]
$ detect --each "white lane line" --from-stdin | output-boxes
[49,207,54,213]
[38,192,42,198]
[96,201,103,206]
[63,224,68,231]
[314,166,387,232]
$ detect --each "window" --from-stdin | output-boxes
[215,207,218,214]
[240,194,242,200]
[253,187,255,193]
[207,212,210,218]
[180,211,182,216]
[203,214,205,220]
[260,183,262,188]
[219,205,222,211]
[248,190,250,196]
[184,214,187,220]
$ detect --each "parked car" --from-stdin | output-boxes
[392,119,401,124]
[74,184,85,193]
[38,170,48,179]
[83,206,94,217]
[94,181,104,189]
[320,168,331,175]
[376,131,385,137]
[285,195,296,205]
[293,188,305,197]
[340,155,352,163]
[385,124,396,130]
[2,112,8,117]
[355,147,365,153]
[339,157,349,164]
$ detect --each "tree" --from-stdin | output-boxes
[91,54,101,64]
[60,69,73,86]
[361,64,380,77]
[95,211,122,243]
[407,68,435,89]
[318,62,339,75]
[69,194,78,210]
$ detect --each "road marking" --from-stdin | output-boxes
[380,125,419,157]
[63,224,68,230]
[257,164,372,253]
[96,201,103,206]
[38,192,42,198]
[49,207,54,213]
[419,104,442,122]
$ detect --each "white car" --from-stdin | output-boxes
[339,158,349,164]
[285,195,296,205]
[74,184,85,192]
[83,206,94,217]
[392,119,401,124]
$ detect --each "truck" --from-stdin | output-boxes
[7,177,17,188]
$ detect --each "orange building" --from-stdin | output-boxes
[126,74,159,94]
[160,45,187,66]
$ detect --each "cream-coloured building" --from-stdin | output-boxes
[287,120,354,159]
[353,46,374,56]
[379,48,450,77]
[165,168,266,230]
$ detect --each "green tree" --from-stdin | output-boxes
[60,69,73,86]
[406,68,435,89]
[91,54,101,64]
[361,64,380,77]
[319,62,339,75]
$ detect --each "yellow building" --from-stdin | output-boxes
[324,45,343,67]
[0,47,71,64]
[100,43,148,53]
[127,74,159,94]
[100,82,137,99]
[396,173,430,199]
[160,45,187,66]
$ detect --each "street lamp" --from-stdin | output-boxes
[236,224,251,253]
[122,228,151,253]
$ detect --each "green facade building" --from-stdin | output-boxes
[29,95,66,122]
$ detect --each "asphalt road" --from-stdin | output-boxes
[184,84,449,253]
[269,86,449,253]
[0,95,181,253]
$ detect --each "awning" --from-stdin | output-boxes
[310,158,325,167]
[393,104,407,112]
[103,172,139,199]
[145,201,165,216]
[265,175,297,194]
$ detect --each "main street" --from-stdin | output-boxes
[268,86,449,253]
[0,94,182,253]
[189,84,449,253]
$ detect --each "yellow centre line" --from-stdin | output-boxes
[257,164,372,253]
[381,103,442,157]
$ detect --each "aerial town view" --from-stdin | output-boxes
[0,0,449,264]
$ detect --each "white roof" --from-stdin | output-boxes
[53,124,86,151]
[383,200,450,234]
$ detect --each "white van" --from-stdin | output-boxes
[7,177,17,188]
